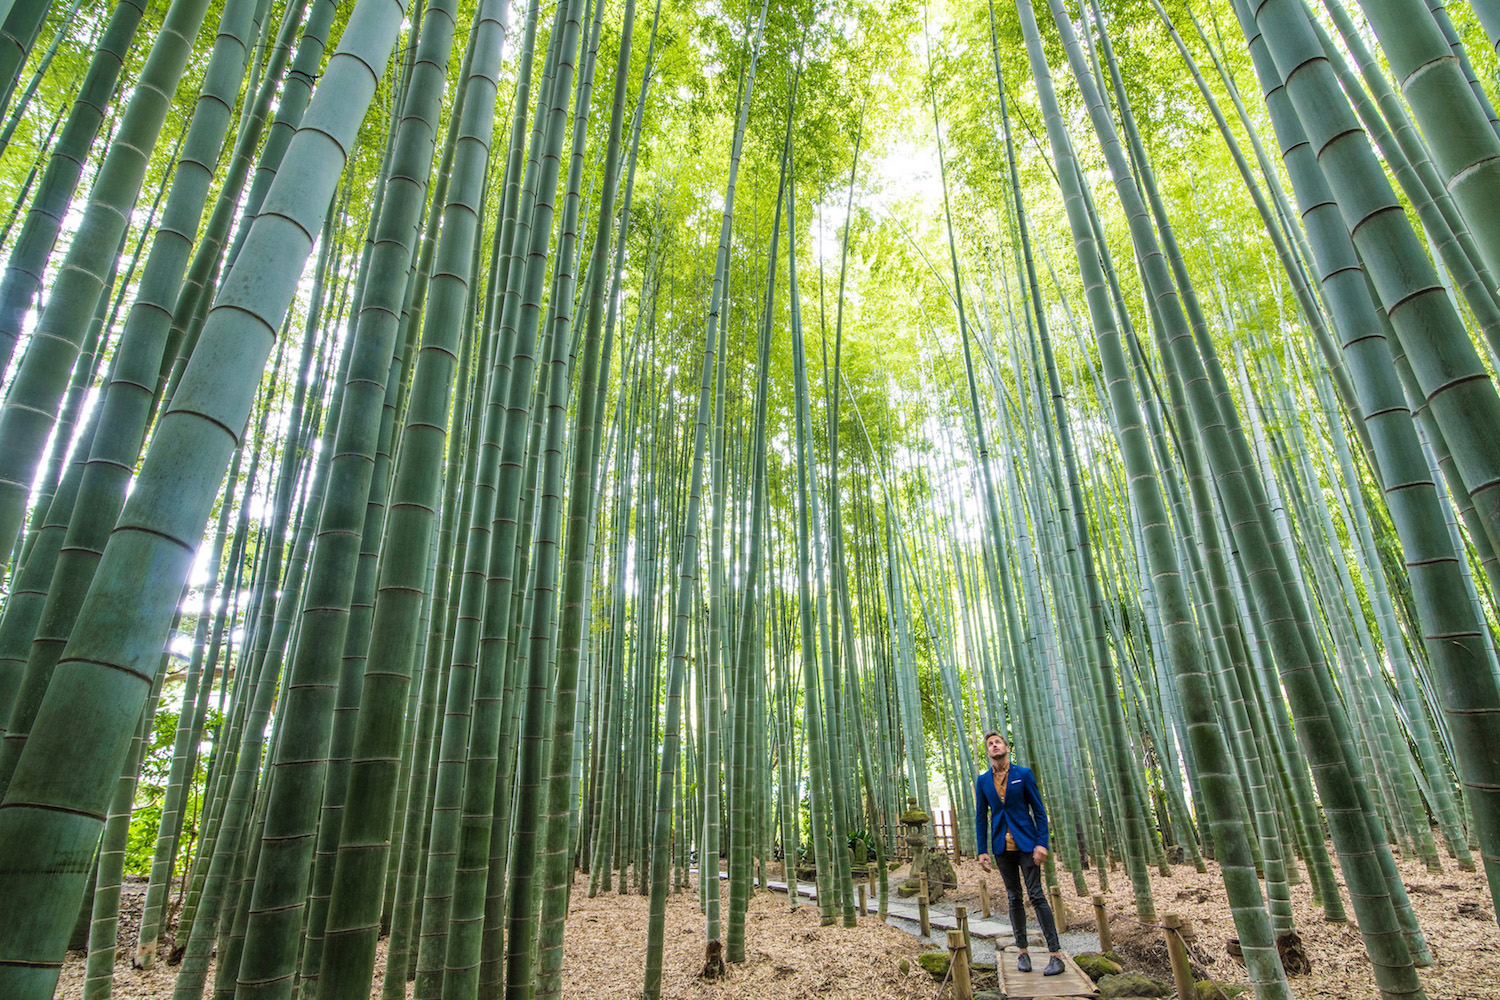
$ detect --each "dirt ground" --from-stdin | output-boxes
[57,847,1498,999]
[56,872,932,1000]
[934,845,1499,1000]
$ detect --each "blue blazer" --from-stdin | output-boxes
[974,764,1049,855]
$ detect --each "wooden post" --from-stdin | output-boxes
[1050,884,1067,932]
[858,883,867,916]
[918,892,931,938]
[1163,912,1195,1000]
[919,873,929,901]
[1092,893,1112,952]
[979,879,991,918]
[947,929,973,1000]
[957,904,971,956]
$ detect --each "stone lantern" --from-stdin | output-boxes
[896,795,954,902]
[897,797,930,898]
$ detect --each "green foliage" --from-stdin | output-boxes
[845,827,874,861]
[138,703,180,794]
[125,798,164,879]
[123,700,219,878]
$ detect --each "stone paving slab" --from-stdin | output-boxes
[763,877,1013,937]
[754,875,1104,979]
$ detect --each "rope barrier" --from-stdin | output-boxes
[1089,901,1227,980]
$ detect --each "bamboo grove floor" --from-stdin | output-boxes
[57,849,1497,999]
[941,850,1499,1000]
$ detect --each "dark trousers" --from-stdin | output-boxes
[996,849,1061,952]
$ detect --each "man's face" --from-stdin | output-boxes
[986,734,1009,763]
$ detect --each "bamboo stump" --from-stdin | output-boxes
[1164,912,1195,1000]
[947,929,973,1000]
[858,884,867,916]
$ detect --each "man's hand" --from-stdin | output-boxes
[978,853,992,873]
[1032,845,1048,866]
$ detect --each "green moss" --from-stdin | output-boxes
[1074,952,1124,981]
[1097,970,1172,998]
[917,952,951,979]
[1194,981,1248,1000]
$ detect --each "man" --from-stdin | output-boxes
[975,731,1064,976]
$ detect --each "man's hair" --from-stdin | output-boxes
[983,730,1008,745]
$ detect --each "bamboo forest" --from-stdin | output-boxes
[4,0,1500,992]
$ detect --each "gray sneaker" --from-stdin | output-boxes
[1016,953,1032,973]
[1043,956,1065,976]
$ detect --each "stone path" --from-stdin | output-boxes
[764,877,1010,936]
[760,877,1099,965]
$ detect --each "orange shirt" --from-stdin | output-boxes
[992,767,1018,852]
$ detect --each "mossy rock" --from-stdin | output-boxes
[1103,949,1125,965]
[910,850,957,902]
[917,951,951,979]
[1074,952,1125,981]
[1097,970,1172,998]
[1194,981,1248,1000]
